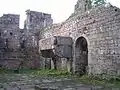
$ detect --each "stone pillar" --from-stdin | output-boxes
[45,58,51,69]
[67,58,72,72]
[61,58,67,70]
[52,57,57,69]
[51,58,54,69]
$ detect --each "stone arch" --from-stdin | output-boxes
[74,36,88,75]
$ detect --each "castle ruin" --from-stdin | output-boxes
[39,0,120,76]
[0,10,53,68]
[0,0,120,76]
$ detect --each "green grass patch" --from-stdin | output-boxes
[0,68,72,77]
[0,68,120,88]
[30,69,72,77]
[78,75,120,88]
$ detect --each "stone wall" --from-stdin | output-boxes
[40,3,120,75]
[25,9,53,33]
[23,10,53,69]
[0,10,53,69]
[1,0,120,76]
[0,14,21,68]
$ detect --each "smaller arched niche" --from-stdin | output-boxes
[75,37,88,75]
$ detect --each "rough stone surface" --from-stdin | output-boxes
[0,0,120,76]
[39,36,72,58]
[39,0,120,75]
[0,74,114,90]
[0,10,53,69]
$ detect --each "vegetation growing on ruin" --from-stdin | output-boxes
[0,68,72,77]
[78,74,120,88]
[91,0,106,7]
[0,68,120,88]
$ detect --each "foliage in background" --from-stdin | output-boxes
[91,0,106,7]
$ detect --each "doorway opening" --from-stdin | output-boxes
[75,37,88,75]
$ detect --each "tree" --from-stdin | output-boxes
[91,0,106,7]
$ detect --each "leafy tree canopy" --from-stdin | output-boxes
[91,0,106,7]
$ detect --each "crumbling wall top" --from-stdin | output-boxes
[0,14,20,26]
[74,0,92,13]
[25,9,53,31]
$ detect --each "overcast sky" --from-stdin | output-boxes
[0,0,119,28]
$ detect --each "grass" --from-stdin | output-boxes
[0,68,72,77]
[78,75,120,88]
[30,69,72,77]
[0,68,120,88]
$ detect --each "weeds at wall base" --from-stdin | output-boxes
[0,68,120,88]
[78,74,120,88]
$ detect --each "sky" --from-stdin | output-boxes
[0,0,119,28]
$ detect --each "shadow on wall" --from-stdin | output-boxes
[75,37,88,75]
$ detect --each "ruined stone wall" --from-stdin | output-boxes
[74,0,92,13]
[0,14,21,68]
[25,10,53,33]
[40,4,120,75]
[0,10,53,69]
[24,10,53,49]
[23,10,53,69]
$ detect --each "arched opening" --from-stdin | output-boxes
[75,37,88,75]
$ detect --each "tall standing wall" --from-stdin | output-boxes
[40,4,120,75]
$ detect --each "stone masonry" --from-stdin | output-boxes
[0,0,120,76]
[39,0,120,76]
[0,10,53,69]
